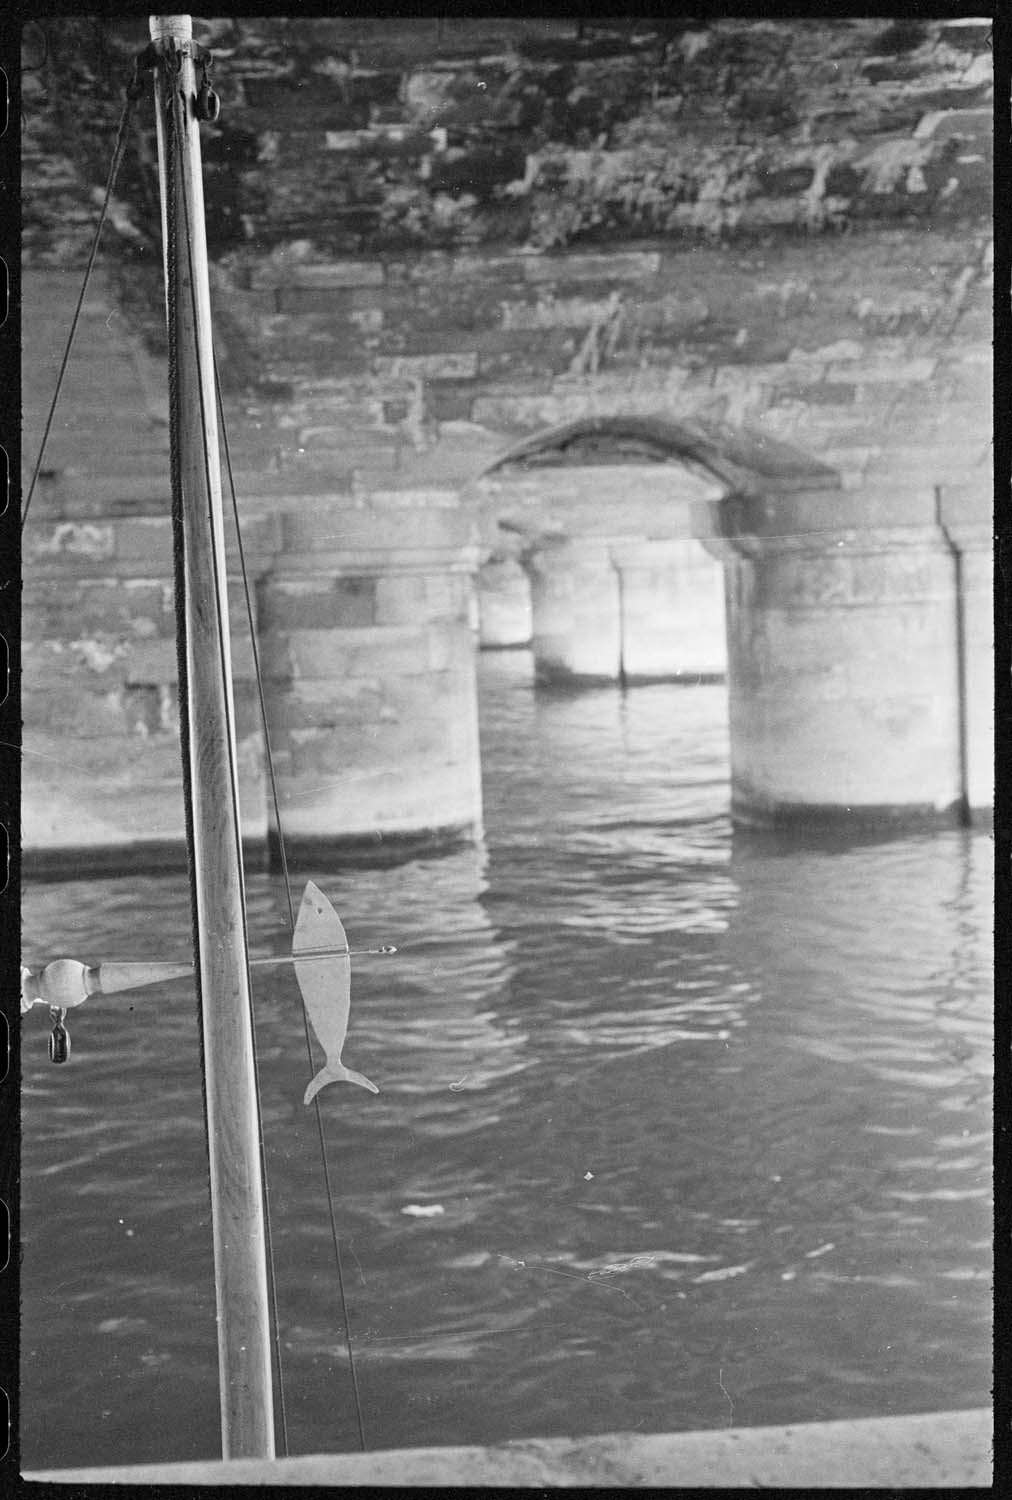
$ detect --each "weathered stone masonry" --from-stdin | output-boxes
[21,17,993,862]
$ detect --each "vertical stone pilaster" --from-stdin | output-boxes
[940,520,992,817]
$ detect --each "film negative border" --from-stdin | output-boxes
[0,5,19,1487]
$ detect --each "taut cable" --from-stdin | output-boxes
[212,341,370,1458]
[22,71,143,533]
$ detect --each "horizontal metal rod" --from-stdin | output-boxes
[21,945,396,1010]
[253,944,397,966]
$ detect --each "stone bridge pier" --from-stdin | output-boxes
[476,415,991,828]
[21,494,484,871]
[696,482,992,826]
[257,497,484,863]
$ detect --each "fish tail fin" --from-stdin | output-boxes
[303,1066,341,1106]
[303,1064,379,1106]
[344,1067,380,1095]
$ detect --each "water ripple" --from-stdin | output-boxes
[20,655,991,1466]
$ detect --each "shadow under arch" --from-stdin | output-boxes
[479,413,842,498]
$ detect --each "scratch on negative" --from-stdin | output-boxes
[282,771,383,800]
[497,1253,647,1312]
[1,740,91,771]
[345,1238,368,1288]
[359,1322,575,1347]
[718,1367,734,1428]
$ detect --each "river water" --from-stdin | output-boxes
[20,651,992,1468]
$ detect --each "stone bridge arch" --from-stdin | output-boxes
[466,410,989,827]
[469,414,840,686]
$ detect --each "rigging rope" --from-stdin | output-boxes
[164,76,291,1459]
[21,68,144,533]
[213,347,370,1458]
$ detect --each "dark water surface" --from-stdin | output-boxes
[21,653,992,1467]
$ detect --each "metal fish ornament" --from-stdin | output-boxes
[22,882,390,1101]
[294,881,380,1105]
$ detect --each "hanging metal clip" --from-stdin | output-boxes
[196,79,220,122]
[195,53,220,122]
[48,1006,70,1065]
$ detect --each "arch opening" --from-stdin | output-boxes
[469,413,841,687]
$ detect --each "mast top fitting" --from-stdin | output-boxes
[149,15,192,44]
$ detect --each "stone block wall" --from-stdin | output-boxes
[22,513,269,864]
[21,268,485,867]
[21,16,992,523]
[24,17,992,259]
[206,227,991,512]
[20,16,994,849]
[24,240,991,539]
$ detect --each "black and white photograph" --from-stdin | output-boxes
[13,10,995,1486]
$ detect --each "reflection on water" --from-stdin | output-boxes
[20,652,992,1467]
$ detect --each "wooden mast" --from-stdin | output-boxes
[148,14,275,1460]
